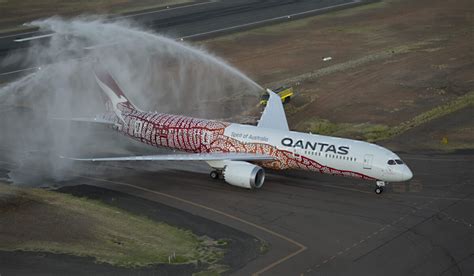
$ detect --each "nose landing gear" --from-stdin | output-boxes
[375,181,386,194]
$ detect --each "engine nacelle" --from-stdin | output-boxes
[223,161,265,189]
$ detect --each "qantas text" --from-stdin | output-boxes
[281,138,349,155]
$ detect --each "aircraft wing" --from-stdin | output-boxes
[257,89,289,131]
[64,152,275,162]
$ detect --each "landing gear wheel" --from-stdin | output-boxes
[375,187,384,195]
[210,170,219,180]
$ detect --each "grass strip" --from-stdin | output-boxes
[0,184,224,268]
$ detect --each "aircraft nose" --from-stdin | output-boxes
[403,165,413,181]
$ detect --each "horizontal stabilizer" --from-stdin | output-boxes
[52,116,118,126]
[62,152,275,162]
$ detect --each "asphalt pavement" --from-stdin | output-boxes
[0,149,472,275]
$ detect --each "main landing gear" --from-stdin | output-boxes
[375,181,386,195]
[210,170,221,180]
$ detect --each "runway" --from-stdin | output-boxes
[0,146,472,275]
[0,0,367,77]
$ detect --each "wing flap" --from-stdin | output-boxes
[53,116,117,126]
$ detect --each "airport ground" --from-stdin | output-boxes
[202,0,474,152]
[0,0,473,275]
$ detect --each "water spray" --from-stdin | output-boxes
[0,17,262,185]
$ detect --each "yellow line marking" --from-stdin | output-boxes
[81,175,307,275]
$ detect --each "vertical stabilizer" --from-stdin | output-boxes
[257,89,289,131]
[94,70,139,123]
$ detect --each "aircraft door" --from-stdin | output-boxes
[363,154,373,169]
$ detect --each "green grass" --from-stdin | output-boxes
[325,24,383,35]
[259,240,270,254]
[0,184,224,268]
[299,91,474,142]
[298,119,390,141]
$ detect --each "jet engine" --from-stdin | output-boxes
[223,161,265,189]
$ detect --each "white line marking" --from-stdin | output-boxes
[0,67,38,76]
[14,33,54,42]
[117,1,213,19]
[180,0,359,40]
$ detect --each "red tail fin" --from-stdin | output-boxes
[94,70,139,119]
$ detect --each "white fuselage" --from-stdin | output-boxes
[119,109,413,183]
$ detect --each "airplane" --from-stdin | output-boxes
[68,70,413,194]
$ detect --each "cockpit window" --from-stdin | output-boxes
[395,159,404,164]
[387,160,396,165]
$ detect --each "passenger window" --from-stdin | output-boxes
[395,159,404,164]
[387,160,396,165]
